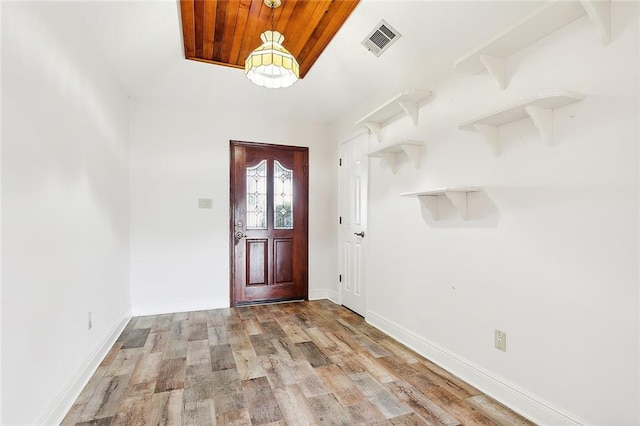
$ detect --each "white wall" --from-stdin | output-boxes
[0,1,4,422]
[129,101,338,315]
[1,2,131,424]
[332,4,639,425]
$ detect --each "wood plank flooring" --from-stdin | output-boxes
[62,300,535,425]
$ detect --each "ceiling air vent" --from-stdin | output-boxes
[362,19,401,57]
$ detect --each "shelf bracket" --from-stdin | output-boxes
[364,122,382,143]
[398,101,420,126]
[404,187,480,221]
[444,191,470,220]
[400,144,422,169]
[417,195,439,220]
[377,152,398,174]
[525,105,553,146]
[474,124,499,157]
[580,0,610,45]
[479,55,505,90]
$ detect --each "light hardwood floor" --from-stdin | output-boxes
[62,300,534,425]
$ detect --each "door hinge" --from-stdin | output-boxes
[303,165,307,174]
[339,274,342,282]
[339,216,342,224]
[339,158,342,166]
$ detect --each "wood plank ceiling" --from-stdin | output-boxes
[179,0,360,79]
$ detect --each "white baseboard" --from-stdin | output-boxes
[135,293,338,315]
[309,289,329,300]
[38,307,132,425]
[309,289,340,305]
[132,297,229,316]
[328,289,340,304]
[365,310,584,426]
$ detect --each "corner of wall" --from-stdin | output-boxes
[365,310,585,426]
[37,307,132,425]
[328,289,340,305]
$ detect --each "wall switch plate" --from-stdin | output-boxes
[88,312,93,330]
[495,329,506,351]
[198,198,213,209]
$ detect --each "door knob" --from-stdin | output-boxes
[235,231,245,239]
[354,231,365,238]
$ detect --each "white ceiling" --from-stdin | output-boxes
[77,0,543,124]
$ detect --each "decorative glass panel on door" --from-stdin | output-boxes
[246,160,267,229]
[274,160,293,229]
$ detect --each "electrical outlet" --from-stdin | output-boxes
[494,329,506,351]
[88,312,93,330]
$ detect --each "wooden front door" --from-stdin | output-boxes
[230,141,308,305]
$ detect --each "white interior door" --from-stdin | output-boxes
[339,132,368,316]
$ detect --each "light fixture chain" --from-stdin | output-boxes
[271,1,275,32]
[271,1,274,76]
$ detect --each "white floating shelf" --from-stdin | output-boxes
[459,91,586,156]
[355,90,432,142]
[368,140,424,175]
[454,0,610,90]
[402,187,482,220]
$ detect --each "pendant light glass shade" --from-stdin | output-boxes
[245,30,299,88]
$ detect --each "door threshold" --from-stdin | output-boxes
[234,298,305,307]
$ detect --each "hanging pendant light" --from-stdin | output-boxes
[245,0,299,89]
